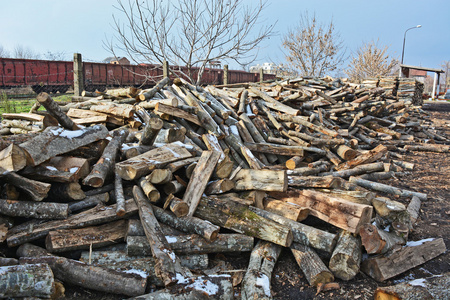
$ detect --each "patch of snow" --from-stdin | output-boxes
[165,236,178,243]
[51,128,85,139]
[408,278,427,287]
[256,273,271,297]
[46,166,58,171]
[123,268,149,278]
[162,248,176,262]
[175,273,190,284]
[383,225,391,232]
[229,125,240,137]
[69,167,78,173]
[187,277,219,296]
[406,238,434,247]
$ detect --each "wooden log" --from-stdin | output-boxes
[371,196,410,225]
[90,103,135,118]
[37,92,80,130]
[263,198,310,221]
[68,192,109,213]
[45,219,128,253]
[138,177,160,202]
[21,156,89,183]
[19,125,109,166]
[106,86,139,98]
[285,155,304,170]
[407,196,421,227]
[0,263,55,298]
[329,231,362,281]
[404,144,450,153]
[0,257,18,266]
[241,240,282,300]
[0,199,69,219]
[127,233,254,256]
[116,142,193,180]
[250,86,300,116]
[194,195,293,247]
[65,139,108,162]
[291,243,334,287]
[277,114,339,137]
[0,143,27,172]
[137,98,178,109]
[165,157,200,173]
[138,77,170,100]
[349,177,428,201]
[233,169,287,192]
[244,142,305,157]
[359,223,405,255]
[238,90,248,115]
[321,162,384,178]
[163,180,185,195]
[202,133,234,178]
[155,103,202,126]
[374,272,450,300]
[114,171,126,216]
[204,178,235,195]
[6,199,138,247]
[146,168,173,185]
[139,117,164,146]
[315,189,374,206]
[163,194,189,217]
[152,203,220,241]
[249,206,337,253]
[239,113,272,164]
[183,150,221,217]
[18,255,146,297]
[361,238,446,282]
[335,144,388,171]
[288,176,342,189]
[48,182,85,201]
[3,172,51,201]
[334,145,359,161]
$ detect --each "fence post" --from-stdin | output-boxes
[73,53,84,96]
[259,68,264,84]
[163,60,169,79]
[223,65,229,86]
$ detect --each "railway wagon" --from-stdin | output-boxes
[0,57,275,93]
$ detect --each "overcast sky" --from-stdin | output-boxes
[1,0,449,72]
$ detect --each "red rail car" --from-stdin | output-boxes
[0,57,275,93]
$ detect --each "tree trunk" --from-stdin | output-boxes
[329,230,362,281]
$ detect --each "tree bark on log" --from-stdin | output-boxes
[407,195,421,227]
[21,156,89,183]
[244,142,305,157]
[37,92,80,130]
[3,172,51,201]
[335,144,388,171]
[90,103,135,119]
[288,176,342,189]
[116,142,193,180]
[263,198,310,221]
[0,199,69,219]
[233,169,287,192]
[193,196,293,247]
[48,182,86,201]
[204,179,235,195]
[329,231,362,281]
[19,125,109,166]
[0,263,55,298]
[68,192,109,213]
[291,243,334,287]
[132,185,190,286]
[139,117,164,146]
[359,223,406,255]
[242,240,282,300]
[321,162,384,179]
[138,77,170,101]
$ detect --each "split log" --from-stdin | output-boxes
[132,185,190,286]
[18,255,146,297]
[371,197,410,226]
[116,142,193,180]
[335,144,388,171]
[233,169,287,192]
[241,241,282,300]
[21,156,89,183]
[194,195,293,247]
[45,219,128,253]
[0,263,55,298]
[0,143,27,172]
[291,243,334,287]
[249,206,337,253]
[3,172,51,201]
[359,223,405,255]
[37,92,80,130]
[127,233,254,256]
[0,199,69,219]
[349,177,428,201]
[19,125,109,166]
[361,238,446,281]
[183,150,221,217]
[328,231,362,281]
[263,198,310,221]
[288,176,341,189]
[6,199,138,247]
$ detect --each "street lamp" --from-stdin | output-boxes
[401,25,422,65]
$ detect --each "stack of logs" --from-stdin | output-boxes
[0,75,448,299]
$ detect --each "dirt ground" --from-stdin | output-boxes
[2,102,449,299]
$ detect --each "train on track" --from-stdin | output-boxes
[0,57,275,93]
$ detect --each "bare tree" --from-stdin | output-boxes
[13,45,41,59]
[105,0,274,84]
[43,50,68,61]
[345,40,398,82]
[282,12,346,77]
[0,45,9,58]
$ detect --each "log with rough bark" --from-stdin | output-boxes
[139,117,164,146]
[132,185,190,286]
[19,125,109,166]
[202,133,234,178]
[90,103,135,118]
[194,195,293,247]
[204,178,235,195]
[83,129,129,188]
[163,194,189,217]
[263,198,310,221]
[244,141,306,157]
[48,182,86,201]
[45,219,128,253]
[0,199,69,219]
[361,238,446,281]
[291,243,334,287]
[233,169,287,192]
[349,177,428,201]
[138,77,170,101]
[285,155,304,170]
[146,168,173,185]
[68,192,109,213]
[321,162,385,178]
[0,143,27,172]
[242,240,282,300]
[359,223,406,255]
[404,144,450,153]
[37,92,80,130]
[183,150,221,217]
[335,144,388,171]
[3,172,51,201]
[138,176,160,202]
[407,195,421,227]
[0,263,55,298]
[250,86,300,116]
[6,199,138,247]
[155,103,202,126]
[288,176,342,189]
[21,156,89,183]
[328,231,362,281]
[371,197,410,226]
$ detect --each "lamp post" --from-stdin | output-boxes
[401,25,422,65]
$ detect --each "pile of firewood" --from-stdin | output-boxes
[0,75,448,299]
